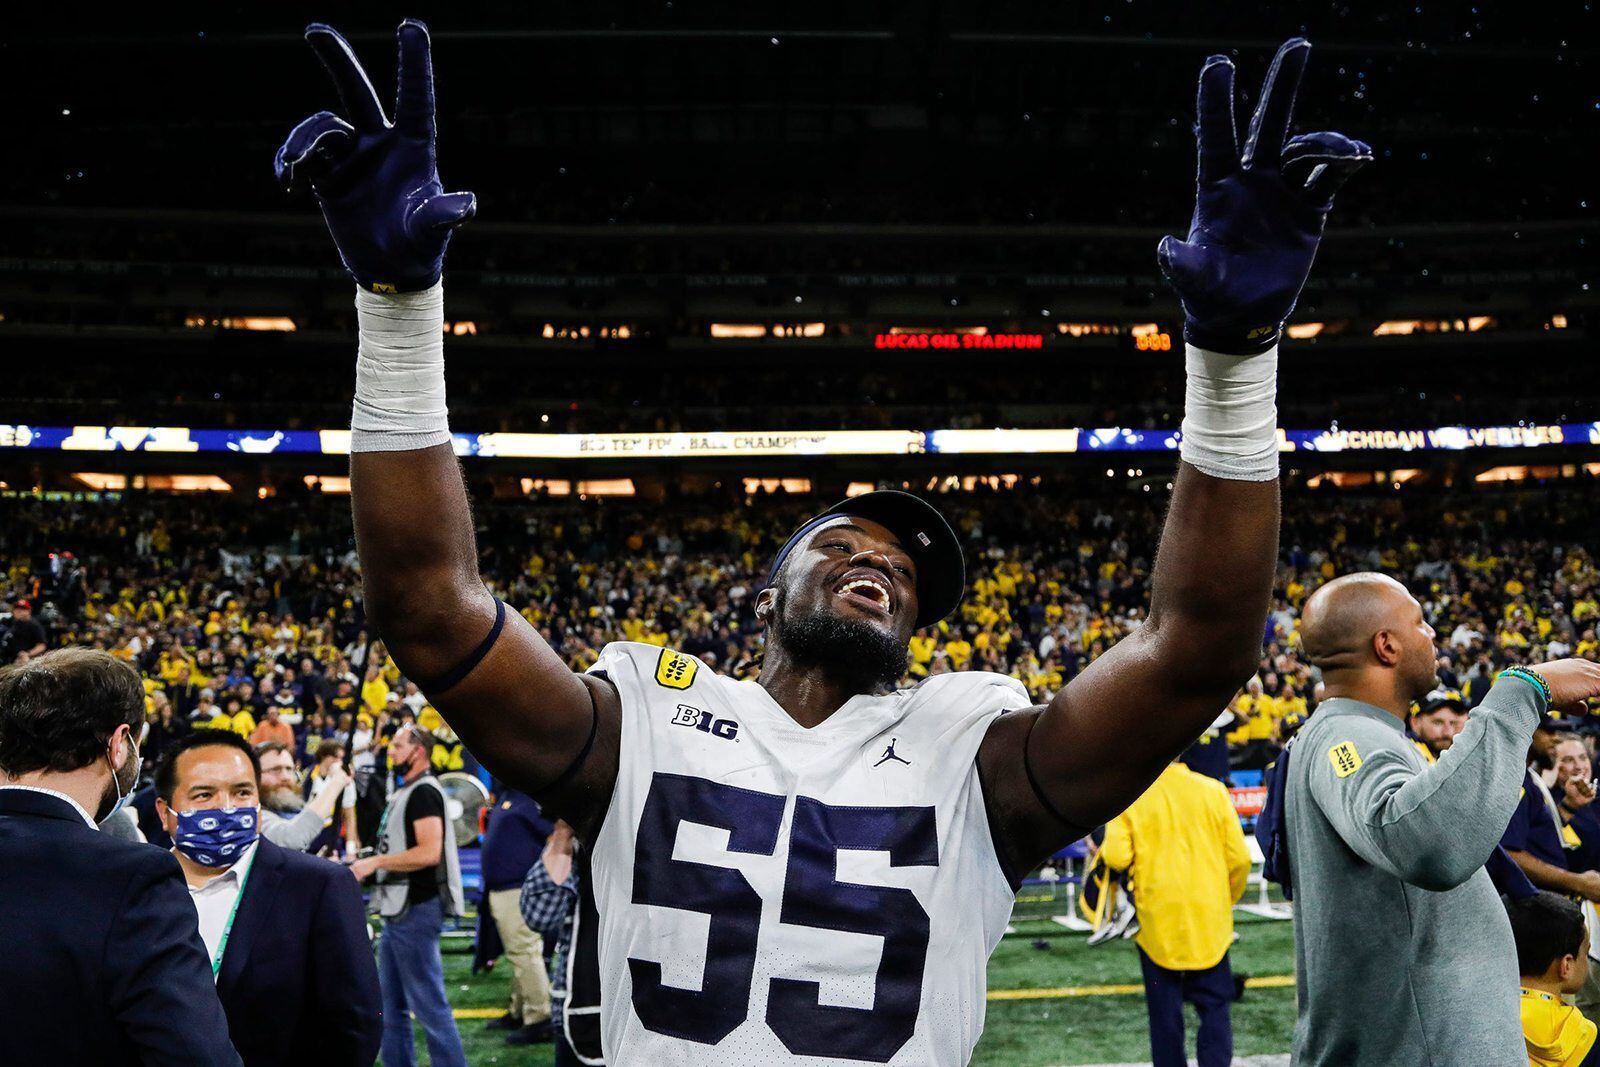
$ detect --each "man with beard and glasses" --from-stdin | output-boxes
[254,740,358,854]
[282,25,1366,1065]
[0,647,240,1066]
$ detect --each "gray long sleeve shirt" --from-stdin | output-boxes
[259,805,327,852]
[1285,681,1542,1066]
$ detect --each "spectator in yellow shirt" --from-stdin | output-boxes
[360,663,390,715]
[1101,762,1251,1067]
[1508,891,1599,1067]
[943,630,974,670]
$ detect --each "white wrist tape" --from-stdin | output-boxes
[1179,342,1280,481]
[351,282,451,453]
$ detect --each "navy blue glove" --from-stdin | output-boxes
[274,20,475,293]
[1159,39,1371,354]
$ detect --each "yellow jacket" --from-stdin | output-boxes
[1101,763,1251,970]
[361,676,390,715]
[1522,987,1597,1067]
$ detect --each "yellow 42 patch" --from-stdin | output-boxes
[655,649,700,690]
[1328,741,1363,778]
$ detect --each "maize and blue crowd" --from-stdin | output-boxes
[4,480,1600,769]
[5,477,1600,1065]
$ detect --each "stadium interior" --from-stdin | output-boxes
[1,3,1596,1065]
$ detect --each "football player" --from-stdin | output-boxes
[275,23,1368,1065]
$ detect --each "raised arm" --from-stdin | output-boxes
[981,40,1371,865]
[276,22,619,832]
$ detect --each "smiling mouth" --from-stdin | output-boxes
[836,576,893,614]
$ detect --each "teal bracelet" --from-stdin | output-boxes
[1498,667,1552,709]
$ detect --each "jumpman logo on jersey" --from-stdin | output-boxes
[873,737,912,767]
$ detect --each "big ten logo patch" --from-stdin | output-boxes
[655,649,700,690]
[1328,741,1363,779]
[671,704,739,742]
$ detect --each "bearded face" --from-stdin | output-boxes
[768,584,910,693]
[755,516,922,694]
[262,785,305,815]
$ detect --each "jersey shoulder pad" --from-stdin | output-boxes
[910,668,1030,700]
[590,642,708,693]
[905,670,1032,715]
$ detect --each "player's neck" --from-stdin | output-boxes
[757,654,864,729]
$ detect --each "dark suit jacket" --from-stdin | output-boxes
[0,787,240,1067]
[216,837,381,1067]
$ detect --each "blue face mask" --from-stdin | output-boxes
[173,806,260,868]
[98,735,142,823]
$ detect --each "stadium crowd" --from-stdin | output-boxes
[6,478,1600,1063]
[4,479,1598,776]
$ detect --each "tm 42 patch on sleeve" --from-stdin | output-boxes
[1328,741,1363,778]
[654,648,700,690]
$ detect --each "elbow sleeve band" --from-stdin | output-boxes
[424,598,506,694]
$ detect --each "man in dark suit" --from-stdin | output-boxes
[155,729,383,1067]
[0,647,241,1066]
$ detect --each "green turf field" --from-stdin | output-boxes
[425,903,1297,1066]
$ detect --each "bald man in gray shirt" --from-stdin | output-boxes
[1285,572,1600,1066]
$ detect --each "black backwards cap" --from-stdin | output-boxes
[1418,688,1467,714]
[765,491,965,630]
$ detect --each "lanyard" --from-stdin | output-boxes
[209,857,253,980]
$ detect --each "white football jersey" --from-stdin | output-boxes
[587,642,1031,1066]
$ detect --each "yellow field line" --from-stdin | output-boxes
[449,974,1298,1016]
[986,974,1295,1001]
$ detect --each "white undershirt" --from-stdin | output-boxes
[182,840,260,974]
[0,784,97,828]
[310,773,358,816]
[351,728,376,770]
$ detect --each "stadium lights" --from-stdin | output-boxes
[710,323,768,339]
[183,316,297,332]
[302,475,351,494]
[72,473,231,492]
[520,478,572,496]
[1372,317,1497,337]
[445,320,478,336]
[1287,322,1325,340]
[577,479,635,497]
[923,475,1021,492]
[1473,464,1600,483]
[1549,314,1569,329]
[743,477,813,495]
[845,482,877,497]
[71,473,126,491]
